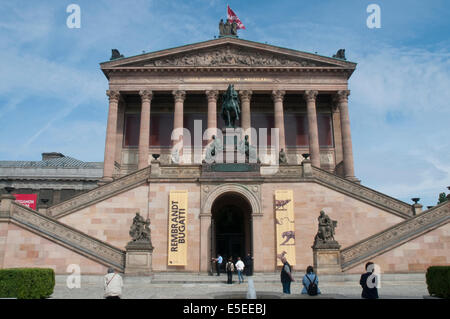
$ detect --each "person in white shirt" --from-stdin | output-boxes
[104,268,123,299]
[235,257,245,284]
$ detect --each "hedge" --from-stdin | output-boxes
[426,266,450,299]
[0,268,55,299]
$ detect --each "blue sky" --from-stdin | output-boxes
[0,0,449,207]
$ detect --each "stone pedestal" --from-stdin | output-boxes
[125,242,154,276]
[312,246,342,274]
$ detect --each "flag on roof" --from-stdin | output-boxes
[227,5,245,30]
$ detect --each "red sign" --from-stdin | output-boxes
[13,194,37,210]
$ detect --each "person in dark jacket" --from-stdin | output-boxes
[280,255,295,294]
[226,257,235,284]
[360,262,379,299]
[244,253,253,276]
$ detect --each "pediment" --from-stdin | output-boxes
[102,38,356,70]
[136,45,331,68]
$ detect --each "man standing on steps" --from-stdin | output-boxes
[235,257,245,284]
[214,254,223,276]
[280,255,295,294]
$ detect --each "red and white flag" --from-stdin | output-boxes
[227,5,245,30]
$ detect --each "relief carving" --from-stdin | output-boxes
[144,46,327,67]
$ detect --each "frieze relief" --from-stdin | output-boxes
[143,46,330,68]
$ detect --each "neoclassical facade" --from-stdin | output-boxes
[0,37,448,275]
[99,37,357,180]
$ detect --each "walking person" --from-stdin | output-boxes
[104,268,123,299]
[244,253,253,276]
[301,266,321,295]
[226,257,235,284]
[235,257,245,284]
[360,262,379,299]
[280,255,295,294]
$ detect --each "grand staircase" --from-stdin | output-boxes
[311,167,413,219]
[49,166,150,218]
[340,200,450,270]
[2,201,125,271]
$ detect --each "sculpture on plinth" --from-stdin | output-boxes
[125,213,154,275]
[127,213,153,248]
[110,49,124,60]
[313,210,340,249]
[332,49,346,60]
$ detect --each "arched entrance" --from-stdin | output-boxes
[211,193,252,263]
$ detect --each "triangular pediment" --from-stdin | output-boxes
[101,38,356,70]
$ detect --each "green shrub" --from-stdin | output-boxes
[426,266,450,299]
[0,268,55,299]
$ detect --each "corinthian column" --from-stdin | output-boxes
[101,90,120,183]
[206,90,219,139]
[304,90,321,168]
[172,90,186,163]
[239,90,252,132]
[173,90,186,134]
[272,90,286,152]
[138,90,152,169]
[335,90,357,181]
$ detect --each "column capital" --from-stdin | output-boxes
[106,90,120,102]
[172,90,186,103]
[205,90,219,102]
[335,90,351,103]
[271,90,285,102]
[139,90,153,102]
[303,90,318,102]
[239,90,253,102]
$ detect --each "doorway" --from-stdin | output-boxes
[211,192,252,264]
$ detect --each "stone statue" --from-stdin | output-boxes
[279,148,287,164]
[219,19,238,37]
[129,213,152,244]
[224,20,232,35]
[237,135,257,163]
[332,49,346,60]
[231,21,238,36]
[313,210,340,248]
[221,84,241,128]
[110,49,124,60]
[219,19,225,36]
[204,135,223,163]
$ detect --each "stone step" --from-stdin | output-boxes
[56,272,425,285]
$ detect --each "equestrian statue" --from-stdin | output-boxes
[221,84,241,128]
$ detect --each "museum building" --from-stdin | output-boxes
[0,34,448,275]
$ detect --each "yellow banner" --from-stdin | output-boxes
[275,190,296,266]
[168,190,188,266]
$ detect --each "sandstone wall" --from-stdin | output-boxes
[1,223,108,274]
[260,183,404,272]
[148,183,201,272]
[59,185,149,250]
